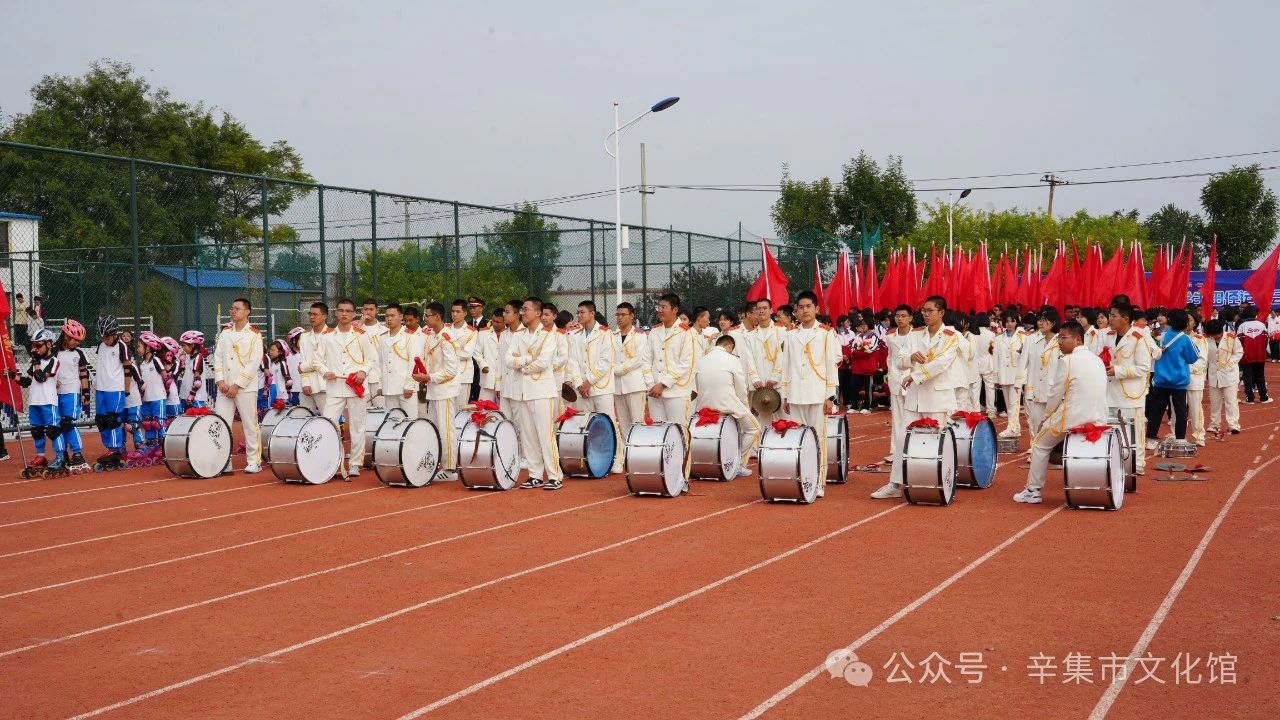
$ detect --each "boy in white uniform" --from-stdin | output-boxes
[612,302,653,463]
[1205,319,1243,435]
[782,291,841,497]
[411,303,460,477]
[695,335,759,478]
[297,302,330,414]
[317,298,375,477]
[378,303,417,415]
[567,300,623,474]
[212,298,264,473]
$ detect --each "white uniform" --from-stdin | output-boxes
[993,329,1028,436]
[952,331,977,411]
[567,322,623,473]
[781,320,840,493]
[1026,348,1109,491]
[1207,332,1243,433]
[970,327,997,417]
[475,326,501,403]
[725,325,760,387]
[212,323,265,468]
[647,321,697,424]
[360,320,388,408]
[415,327,460,471]
[316,325,376,472]
[450,321,479,408]
[1103,328,1156,474]
[505,324,562,483]
[297,327,329,413]
[884,327,914,461]
[1179,333,1209,444]
[378,327,417,415]
[745,321,786,424]
[890,325,960,483]
[1022,333,1061,436]
[612,326,653,444]
[694,345,760,470]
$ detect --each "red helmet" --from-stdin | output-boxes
[60,319,86,341]
[138,331,164,351]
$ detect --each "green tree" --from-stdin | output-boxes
[666,264,754,316]
[833,152,919,243]
[904,205,1150,266]
[1200,165,1279,269]
[355,242,525,307]
[484,203,562,298]
[1143,203,1207,267]
[769,165,836,237]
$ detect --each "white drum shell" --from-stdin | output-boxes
[625,423,686,497]
[374,418,442,488]
[270,416,342,485]
[260,406,313,464]
[900,427,958,506]
[457,417,520,491]
[362,408,407,466]
[687,414,739,481]
[825,415,849,483]
[164,414,232,479]
[758,426,820,504]
[1062,429,1124,510]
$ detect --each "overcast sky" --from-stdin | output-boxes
[3,0,1278,239]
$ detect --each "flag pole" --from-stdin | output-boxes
[0,334,27,469]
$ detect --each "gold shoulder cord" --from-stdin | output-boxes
[343,332,366,365]
[584,333,610,388]
[662,328,695,387]
[1116,334,1151,400]
[803,328,830,383]
[525,329,552,381]
[1050,354,1073,434]
[391,333,409,362]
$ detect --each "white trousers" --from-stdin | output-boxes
[1026,423,1066,491]
[1026,400,1047,437]
[367,382,385,410]
[299,390,326,414]
[981,374,998,417]
[214,388,261,468]
[999,384,1022,436]
[455,382,473,409]
[1208,384,1241,432]
[1183,388,1205,443]
[478,388,498,403]
[323,394,367,470]
[574,391,623,471]
[889,408,949,486]
[382,390,418,417]
[1111,405,1147,474]
[649,394,692,425]
[514,398,562,482]
[425,396,456,470]
[889,392,905,460]
[788,402,827,490]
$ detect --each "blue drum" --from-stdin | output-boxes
[953,416,997,489]
[557,411,618,478]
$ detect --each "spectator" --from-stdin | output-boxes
[12,293,27,346]
[1236,306,1271,403]
[1267,309,1280,362]
[25,306,44,339]
[32,296,45,321]
[1145,308,1202,446]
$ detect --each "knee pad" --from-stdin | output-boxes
[60,416,74,433]
[106,412,123,430]
[45,425,61,441]
[30,425,45,440]
[95,413,110,432]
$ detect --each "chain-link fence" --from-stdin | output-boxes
[0,140,839,345]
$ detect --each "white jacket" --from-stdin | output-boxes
[900,325,960,414]
[213,323,264,391]
[1207,333,1243,388]
[648,322,697,398]
[1103,328,1155,409]
[1042,347,1109,434]
[317,326,376,399]
[992,330,1027,386]
[613,327,654,395]
[379,327,416,398]
[566,323,616,395]
[694,346,752,418]
[781,321,840,406]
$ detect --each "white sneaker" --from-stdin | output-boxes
[998,430,1019,439]
[243,464,262,474]
[999,411,1008,418]
[859,409,870,415]
[736,467,752,478]
[883,454,894,463]
[1264,398,1275,405]
[1013,487,1043,504]
[1145,439,1158,451]
[1195,440,1206,447]
[816,483,825,498]
[347,466,361,477]
[434,470,457,482]
[870,482,903,499]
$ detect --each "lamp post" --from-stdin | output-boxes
[947,188,973,256]
[605,96,680,309]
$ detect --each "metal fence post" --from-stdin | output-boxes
[589,221,596,305]
[726,234,733,307]
[261,176,273,336]
[641,226,647,298]
[452,202,461,299]
[318,186,326,300]
[686,231,693,298]
[77,259,85,328]
[370,191,379,300]
[129,160,142,331]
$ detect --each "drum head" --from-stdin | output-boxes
[718,416,740,478]
[584,413,617,478]
[940,428,958,504]
[826,414,848,480]
[401,419,443,486]
[291,417,342,483]
[1108,433,1125,510]
[660,424,686,497]
[491,420,520,486]
[798,427,820,501]
[969,420,997,489]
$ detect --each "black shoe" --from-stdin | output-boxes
[1230,428,1241,435]
[0,451,9,461]
[543,479,564,491]
[519,478,544,489]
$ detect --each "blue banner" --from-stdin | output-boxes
[1155,270,1280,308]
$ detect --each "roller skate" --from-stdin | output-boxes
[20,456,49,478]
[146,441,165,464]
[43,457,70,478]
[94,450,126,472]
[67,452,92,475]
[123,445,151,469]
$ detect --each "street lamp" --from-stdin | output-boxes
[947,188,973,256]
[605,96,680,309]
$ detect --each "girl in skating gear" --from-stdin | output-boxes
[286,327,305,405]
[256,346,272,418]
[122,348,147,464]
[19,329,66,477]
[267,338,292,406]
[160,336,182,421]
[178,331,209,410]
[54,320,92,472]
[135,332,171,459]
[93,316,132,469]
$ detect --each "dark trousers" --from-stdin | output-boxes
[850,373,875,410]
[1146,385,1188,440]
[1270,339,1280,361]
[837,369,855,408]
[1241,363,1269,402]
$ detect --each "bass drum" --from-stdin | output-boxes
[825,414,849,483]
[687,413,740,481]
[624,423,686,498]
[759,425,821,504]
[374,417,442,488]
[270,415,343,485]
[362,407,407,467]
[1109,413,1138,493]
[900,425,958,506]
[953,418,997,489]
[164,414,232,479]
[557,412,617,478]
[457,416,520,491]
[261,405,313,463]
[1062,428,1124,510]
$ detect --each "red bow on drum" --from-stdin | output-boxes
[473,399,499,413]
[643,412,655,425]
[272,399,286,411]
[907,417,940,430]
[346,373,365,398]
[1068,423,1109,442]
[184,407,212,416]
[695,408,721,427]
[951,411,985,431]
[771,419,800,435]
[554,406,579,424]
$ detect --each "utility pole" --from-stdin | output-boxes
[1040,173,1069,218]
[640,142,655,229]
[392,197,413,240]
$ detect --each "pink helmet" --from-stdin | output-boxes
[138,331,164,351]
[179,330,205,345]
[160,336,181,354]
[286,326,305,342]
[60,319,86,342]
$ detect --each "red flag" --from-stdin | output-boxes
[748,237,790,309]
[1001,252,1018,308]
[1098,242,1125,308]
[0,278,22,415]
[1242,241,1280,313]
[1124,242,1149,309]
[922,245,942,300]
[1201,236,1218,319]
[1159,242,1186,309]
[1065,237,1081,307]
[975,243,994,312]
[1044,244,1067,317]
[865,249,879,312]
[1176,242,1193,309]
[1147,245,1167,309]
[812,256,826,315]
[824,251,854,318]
[1080,242,1100,311]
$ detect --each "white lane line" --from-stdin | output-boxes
[1253,455,1262,465]
[0,493,491,600]
[0,481,277,529]
[1261,444,1270,452]
[66,499,763,719]
[0,487,384,559]
[0,477,177,505]
[1,494,626,658]
[738,504,1066,719]
[1087,454,1278,719]
[396,504,906,718]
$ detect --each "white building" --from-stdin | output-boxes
[0,212,41,302]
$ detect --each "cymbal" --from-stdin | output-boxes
[561,383,578,403]
[750,387,782,415]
